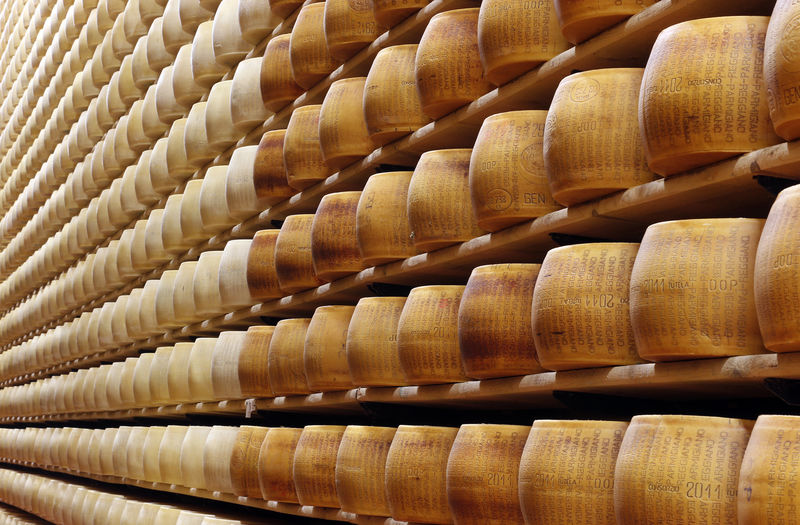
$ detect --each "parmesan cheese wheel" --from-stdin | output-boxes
[268,318,312,396]
[188,338,218,402]
[469,110,560,231]
[614,415,753,525]
[260,35,304,112]
[203,425,240,493]
[335,425,397,516]
[230,425,269,499]
[553,0,655,44]
[259,427,303,503]
[324,0,385,61]
[458,264,544,379]
[397,285,468,384]
[218,239,256,310]
[765,0,800,140]
[293,425,347,508]
[630,219,766,360]
[385,425,458,524]
[518,419,628,525]
[754,185,800,351]
[192,21,228,88]
[239,0,281,45]
[408,149,486,252]
[310,191,366,281]
[212,0,250,67]
[238,326,276,398]
[179,426,212,489]
[304,305,356,391]
[346,296,408,386]
[275,214,325,293]
[192,250,225,319]
[532,242,642,370]
[159,425,190,485]
[415,8,490,119]
[284,105,331,190]
[210,331,248,401]
[363,44,430,145]
[172,261,201,324]
[319,77,375,169]
[640,17,780,176]
[173,45,207,107]
[167,343,194,404]
[737,415,800,524]
[290,3,340,90]
[478,0,568,86]
[446,424,530,525]
[253,130,295,205]
[356,171,417,265]
[204,81,242,151]
[184,103,219,169]
[544,68,655,206]
[245,230,282,301]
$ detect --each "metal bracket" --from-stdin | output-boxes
[549,232,612,246]
[755,175,800,197]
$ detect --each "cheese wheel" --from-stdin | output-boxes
[283,105,331,190]
[469,110,560,231]
[458,263,544,379]
[244,230,282,303]
[334,425,396,516]
[356,171,417,265]
[737,415,800,524]
[553,0,655,44]
[766,0,800,139]
[754,185,800,351]
[260,35,304,112]
[253,130,295,206]
[203,425,239,493]
[293,425,347,508]
[268,318,312,396]
[159,426,190,485]
[212,0,250,67]
[259,427,303,503]
[532,242,642,370]
[238,325,276,398]
[310,191,366,281]
[640,17,780,176]
[290,3,340,90]
[230,425,269,499]
[544,68,655,206]
[192,21,228,88]
[446,424,530,524]
[363,44,430,145]
[397,285,467,384]
[319,77,375,170]
[210,331,248,401]
[346,296,408,386]
[239,0,281,45]
[385,425,458,524]
[408,149,486,252]
[179,426,212,489]
[275,215,326,293]
[167,343,194,404]
[304,305,356,391]
[324,0,385,62]
[415,8,491,119]
[188,338,218,403]
[518,419,628,525]
[630,219,766,360]
[614,415,753,525]
[478,0,568,86]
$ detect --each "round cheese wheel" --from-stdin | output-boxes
[408,149,486,252]
[544,68,655,206]
[470,110,560,232]
[553,0,655,44]
[519,419,628,524]
[290,3,340,90]
[202,425,239,493]
[238,325,276,398]
[478,0,568,86]
[754,185,800,351]
[230,425,269,499]
[363,44,430,145]
[415,8,491,119]
[283,105,331,190]
[640,16,780,176]
[253,130,295,205]
[180,426,212,489]
[614,415,753,525]
[459,263,545,378]
[765,0,800,139]
[630,218,766,360]
[259,427,304,503]
[385,425,458,524]
[159,425,190,485]
[356,171,417,265]
[334,425,397,516]
[319,77,375,170]
[311,191,366,281]
[275,214,326,293]
[346,296,408,386]
[324,0,385,62]
[293,425,347,508]
[245,230,283,301]
[304,305,356,391]
[268,318,312,396]
[532,242,642,370]
[260,34,304,112]
[447,424,530,524]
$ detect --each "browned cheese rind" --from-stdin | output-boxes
[258,427,303,503]
[346,297,408,386]
[304,305,356,391]
[356,171,417,265]
[334,425,397,516]
[293,425,346,508]
[553,0,656,44]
